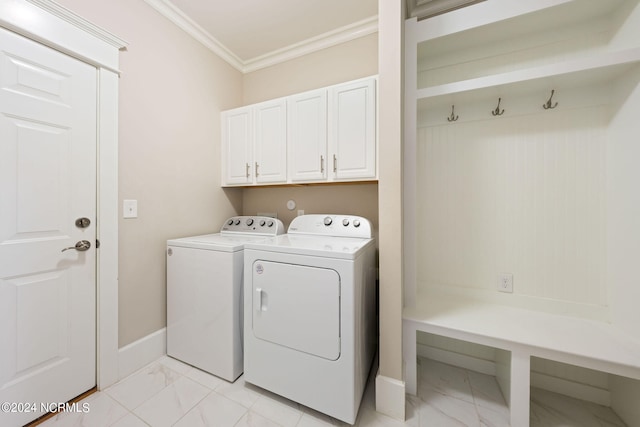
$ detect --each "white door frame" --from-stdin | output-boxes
[0,0,126,389]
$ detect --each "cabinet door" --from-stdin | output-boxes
[329,78,376,180]
[221,107,252,185]
[288,90,327,182]
[254,99,287,184]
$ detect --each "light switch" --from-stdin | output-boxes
[123,199,138,218]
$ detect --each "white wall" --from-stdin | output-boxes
[416,105,609,319]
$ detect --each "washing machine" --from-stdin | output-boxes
[166,216,284,382]
[243,214,377,424]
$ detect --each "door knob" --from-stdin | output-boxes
[75,217,91,228]
[62,240,91,252]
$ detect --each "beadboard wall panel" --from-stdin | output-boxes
[416,106,607,308]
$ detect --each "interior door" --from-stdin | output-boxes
[0,27,97,427]
[252,260,340,360]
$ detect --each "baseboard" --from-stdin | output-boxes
[417,343,495,376]
[118,328,166,380]
[417,345,610,406]
[375,370,405,421]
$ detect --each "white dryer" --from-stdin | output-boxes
[166,216,284,382]
[243,214,377,424]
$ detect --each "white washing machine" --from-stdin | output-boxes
[243,214,377,424]
[166,216,284,382]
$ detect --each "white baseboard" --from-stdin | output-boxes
[417,343,495,376]
[375,370,405,421]
[417,345,610,406]
[118,328,166,380]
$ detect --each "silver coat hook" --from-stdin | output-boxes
[492,98,505,116]
[543,90,558,110]
[447,105,459,122]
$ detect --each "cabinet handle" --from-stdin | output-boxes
[255,162,259,177]
[245,163,250,178]
[320,155,324,173]
[333,154,337,173]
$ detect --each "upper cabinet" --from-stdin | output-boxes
[221,99,287,186]
[221,76,377,187]
[288,89,328,182]
[329,78,376,181]
[221,107,252,185]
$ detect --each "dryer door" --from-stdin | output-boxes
[251,260,340,360]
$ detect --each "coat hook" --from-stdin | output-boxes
[543,90,558,110]
[447,105,459,122]
[491,97,505,116]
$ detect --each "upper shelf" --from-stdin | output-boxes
[407,0,640,112]
[416,47,640,107]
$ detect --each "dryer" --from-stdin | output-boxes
[166,216,284,382]
[243,214,376,424]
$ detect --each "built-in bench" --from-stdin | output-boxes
[403,292,640,427]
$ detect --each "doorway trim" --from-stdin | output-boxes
[0,0,127,389]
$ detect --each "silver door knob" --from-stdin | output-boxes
[62,240,91,252]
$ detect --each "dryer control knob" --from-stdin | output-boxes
[259,220,266,226]
[227,219,234,225]
[234,219,241,225]
[324,216,333,226]
[353,219,361,228]
[267,220,274,227]
[246,218,254,226]
[342,219,350,226]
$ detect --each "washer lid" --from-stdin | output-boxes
[167,233,271,251]
[244,234,374,259]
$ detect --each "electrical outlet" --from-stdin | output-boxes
[497,273,513,293]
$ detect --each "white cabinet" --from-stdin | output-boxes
[221,99,287,186]
[329,78,376,180]
[287,89,328,182]
[254,99,287,184]
[221,107,252,185]
[222,76,377,186]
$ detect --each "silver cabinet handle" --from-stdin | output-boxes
[245,163,250,178]
[320,155,324,173]
[333,154,337,173]
[255,162,259,177]
[62,240,91,252]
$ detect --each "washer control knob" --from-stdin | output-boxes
[342,219,350,226]
[353,219,361,228]
[227,219,234,225]
[259,219,266,226]
[267,220,274,227]
[246,218,254,226]
[324,216,333,226]
[234,219,241,225]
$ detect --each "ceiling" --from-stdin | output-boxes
[146,0,379,72]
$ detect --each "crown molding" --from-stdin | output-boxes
[144,0,244,70]
[24,0,128,49]
[243,16,378,73]
[144,0,377,74]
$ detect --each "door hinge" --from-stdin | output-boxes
[96,239,100,249]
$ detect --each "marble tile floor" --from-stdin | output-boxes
[38,356,627,427]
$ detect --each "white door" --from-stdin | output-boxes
[221,107,253,185]
[252,260,341,360]
[0,28,97,427]
[288,89,327,182]
[329,78,377,180]
[254,99,287,184]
